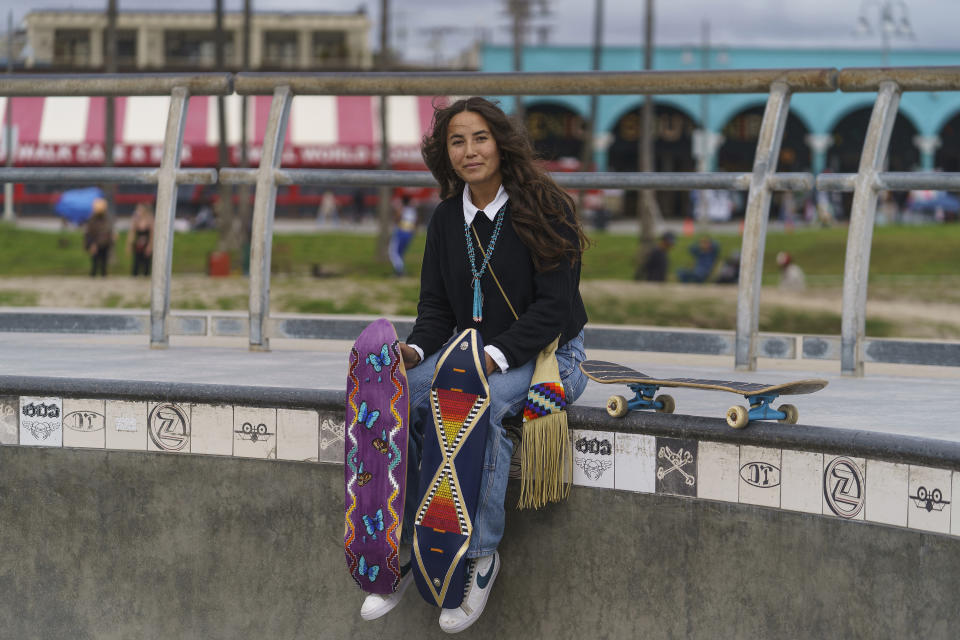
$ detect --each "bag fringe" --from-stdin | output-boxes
[516,410,572,510]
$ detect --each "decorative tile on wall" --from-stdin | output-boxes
[19,396,62,447]
[614,433,656,493]
[105,400,148,451]
[277,409,319,462]
[907,465,952,535]
[865,460,909,527]
[822,455,866,521]
[234,406,277,459]
[146,402,191,454]
[318,410,345,464]
[780,450,823,514]
[655,437,697,497]
[739,446,781,508]
[62,398,106,449]
[0,395,18,445]
[190,404,234,456]
[696,441,739,503]
[571,429,615,489]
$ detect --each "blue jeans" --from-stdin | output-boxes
[402,331,587,558]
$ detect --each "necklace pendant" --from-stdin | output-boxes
[472,276,483,323]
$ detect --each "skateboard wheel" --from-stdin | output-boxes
[655,394,675,414]
[726,405,749,429]
[606,395,629,418]
[777,404,798,424]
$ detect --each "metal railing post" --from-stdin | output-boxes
[734,81,792,371]
[248,85,292,352]
[149,86,190,349]
[840,81,901,377]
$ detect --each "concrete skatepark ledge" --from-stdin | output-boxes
[0,370,958,639]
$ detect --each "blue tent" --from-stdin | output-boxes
[54,187,104,225]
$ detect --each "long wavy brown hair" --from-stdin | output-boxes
[421,96,588,272]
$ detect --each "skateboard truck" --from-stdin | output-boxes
[614,383,676,415]
[725,393,798,429]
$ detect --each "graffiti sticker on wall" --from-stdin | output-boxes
[823,457,864,519]
[148,403,190,452]
[19,396,62,447]
[64,410,105,433]
[740,461,781,488]
[909,486,950,513]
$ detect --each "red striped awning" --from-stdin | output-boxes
[0,95,446,168]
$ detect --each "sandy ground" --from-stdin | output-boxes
[2,275,958,338]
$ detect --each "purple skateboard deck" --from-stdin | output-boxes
[412,328,490,609]
[345,318,409,594]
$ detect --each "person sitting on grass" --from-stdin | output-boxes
[677,235,719,283]
[638,231,675,282]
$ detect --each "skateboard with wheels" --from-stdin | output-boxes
[345,318,409,594]
[579,360,827,429]
[412,328,490,609]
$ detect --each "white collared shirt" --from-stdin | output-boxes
[409,184,512,373]
[462,183,509,226]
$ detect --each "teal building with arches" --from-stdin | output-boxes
[481,44,960,180]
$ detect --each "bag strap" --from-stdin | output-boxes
[471,225,519,321]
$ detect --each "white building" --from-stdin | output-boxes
[24,9,372,70]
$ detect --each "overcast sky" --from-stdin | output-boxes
[2,0,956,63]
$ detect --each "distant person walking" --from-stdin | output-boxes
[677,235,719,283]
[638,231,675,281]
[776,251,806,291]
[317,189,339,227]
[127,203,154,277]
[84,198,115,277]
[388,195,418,276]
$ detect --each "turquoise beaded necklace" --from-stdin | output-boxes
[464,202,507,322]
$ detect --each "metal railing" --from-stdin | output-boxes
[3,67,960,376]
[0,73,230,348]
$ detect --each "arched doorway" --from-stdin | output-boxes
[716,106,810,220]
[607,104,697,218]
[827,108,919,173]
[717,106,810,172]
[936,111,960,171]
[523,102,586,169]
[827,108,919,217]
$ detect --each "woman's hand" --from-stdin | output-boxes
[399,343,421,369]
[484,352,499,376]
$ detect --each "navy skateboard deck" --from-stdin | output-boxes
[412,328,490,608]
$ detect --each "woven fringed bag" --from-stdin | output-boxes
[517,336,573,509]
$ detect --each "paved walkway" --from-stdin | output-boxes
[3,331,958,442]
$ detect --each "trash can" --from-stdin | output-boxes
[208,251,230,277]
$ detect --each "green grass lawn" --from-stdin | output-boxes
[2,221,957,281]
[2,220,957,338]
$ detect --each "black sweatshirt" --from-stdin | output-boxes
[406,196,588,368]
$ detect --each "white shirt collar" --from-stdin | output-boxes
[462,184,509,226]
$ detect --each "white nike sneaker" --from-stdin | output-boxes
[360,564,414,621]
[438,551,500,634]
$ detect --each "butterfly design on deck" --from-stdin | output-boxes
[355,401,380,430]
[372,429,389,455]
[362,508,384,540]
[358,555,380,582]
[367,344,392,381]
[356,461,372,487]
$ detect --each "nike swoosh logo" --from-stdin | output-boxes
[476,555,496,589]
